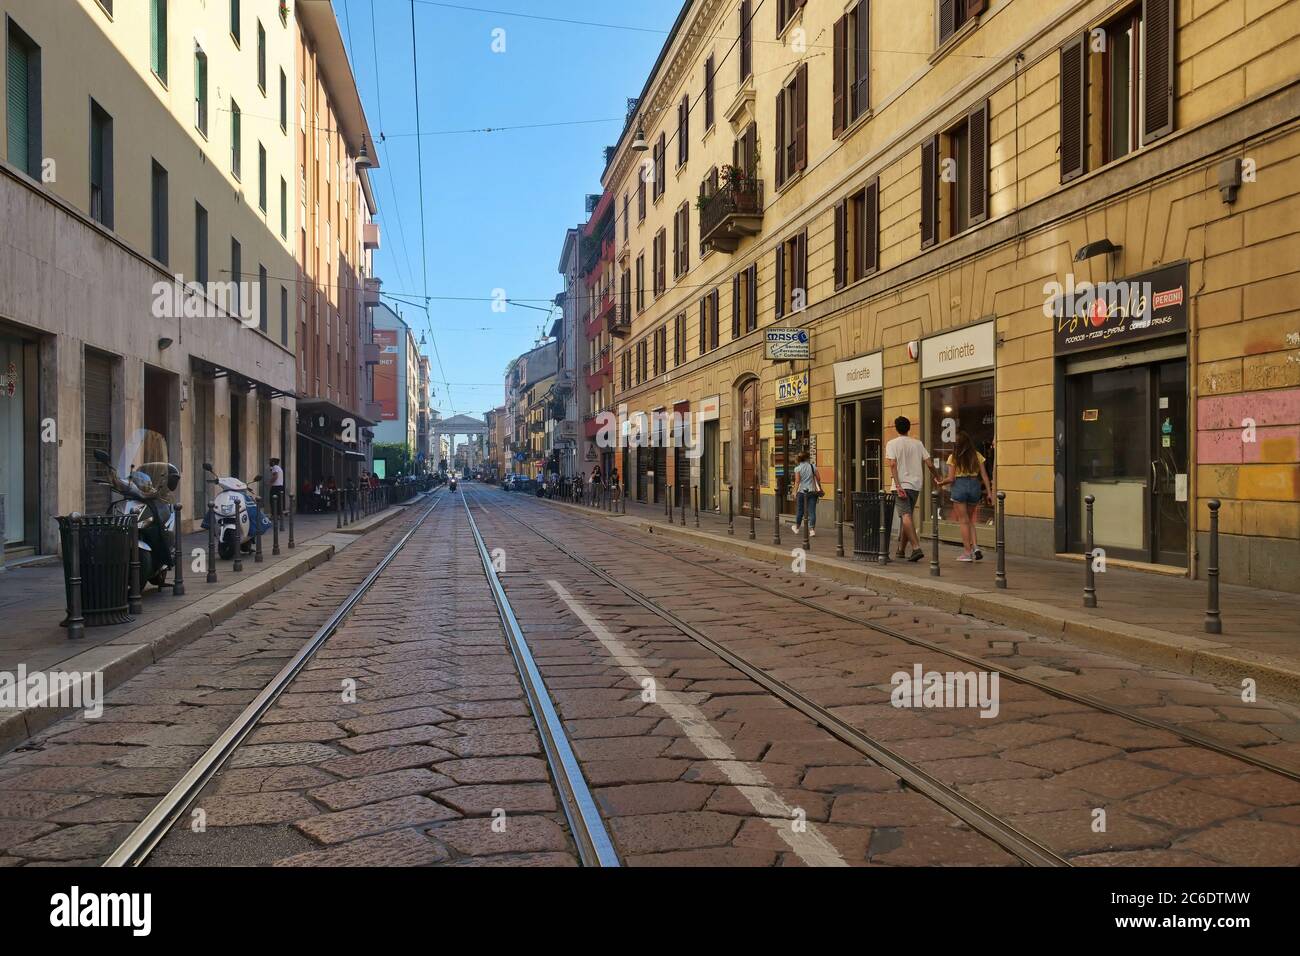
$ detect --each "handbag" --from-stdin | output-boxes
[811,464,825,498]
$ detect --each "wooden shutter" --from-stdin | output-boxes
[672,214,680,279]
[968,99,989,225]
[680,205,689,275]
[705,55,714,130]
[744,123,758,178]
[1142,0,1175,144]
[775,242,786,318]
[834,201,847,289]
[732,274,742,338]
[699,298,707,354]
[711,289,720,349]
[739,0,752,81]
[864,178,880,274]
[795,232,807,307]
[747,264,758,331]
[795,64,809,172]
[774,89,786,188]
[938,0,956,45]
[833,16,846,137]
[1059,34,1087,183]
[679,96,689,166]
[854,2,870,118]
[966,0,986,18]
[920,134,938,249]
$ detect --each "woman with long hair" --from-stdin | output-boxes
[944,430,994,562]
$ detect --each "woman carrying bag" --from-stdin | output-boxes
[790,450,822,538]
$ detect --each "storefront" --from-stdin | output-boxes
[699,394,720,512]
[834,352,884,517]
[775,370,810,517]
[0,326,39,551]
[920,320,997,547]
[1052,263,1191,567]
[738,378,759,515]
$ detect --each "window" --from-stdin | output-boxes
[281,286,288,345]
[774,65,808,189]
[777,0,805,33]
[257,20,266,93]
[230,0,241,45]
[621,351,631,392]
[279,69,288,132]
[150,160,169,264]
[672,203,689,279]
[258,142,267,211]
[635,254,645,312]
[652,133,666,200]
[674,312,686,366]
[732,263,758,337]
[653,326,667,377]
[637,165,647,220]
[704,55,715,131]
[622,192,629,241]
[833,2,870,136]
[739,0,753,83]
[194,48,208,134]
[280,177,288,237]
[150,0,167,83]
[677,95,689,167]
[230,99,241,179]
[89,100,113,228]
[653,229,666,297]
[6,19,42,178]
[920,100,988,247]
[258,264,268,333]
[195,202,208,285]
[774,232,807,317]
[834,179,879,289]
[938,0,985,47]
[230,237,241,315]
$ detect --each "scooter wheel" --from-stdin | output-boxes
[218,540,235,561]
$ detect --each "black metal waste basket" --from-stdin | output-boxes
[58,514,135,627]
[851,491,896,560]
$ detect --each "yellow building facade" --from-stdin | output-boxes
[604,0,1300,592]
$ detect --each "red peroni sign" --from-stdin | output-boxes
[1048,262,1189,355]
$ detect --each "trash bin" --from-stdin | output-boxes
[58,514,135,627]
[851,491,897,560]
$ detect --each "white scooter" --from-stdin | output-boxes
[200,462,270,560]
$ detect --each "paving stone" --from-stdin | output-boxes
[308,769,455,811]
[320,745,453,779]
[211,766,339,795]
[229,742,343,768]
[594,782,715,817]
[427,816,571,856]
[435,784,558,815]
[435,757,550,785]
[0,790,95,820]
[1173,821,1300,866]
[295,795,461,845]
[273,829,451,867]
[608,811,741,854]
[8,822,131,861]
[1117,785,1254,830]
[829,791,957,827]
[200,792,320,826]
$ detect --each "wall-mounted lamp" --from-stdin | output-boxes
[1073,239,1122,262]
[630,124,649,152]
[1218,158,1243,204]
[158,337,174,351]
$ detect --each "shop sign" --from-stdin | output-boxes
[776,371,809,406]
[921,321,996,380]
[833,351,883,397]
[1050,263,1189,354]
[766,328,811,360]
[700,394,720,421]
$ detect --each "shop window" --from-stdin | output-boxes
[926,377,996,531]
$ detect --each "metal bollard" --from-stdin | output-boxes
[288,494,296,549]
[233,498,244,573]
[878,493,890,565]
[336,489,343,529]
[206,502,218,583]
[728,486,734,536]
[679,485,686,526]
[995,491,1007,589]
[666,486,674,524]
[254,498,264,563]
[1205,499,1222,634]
[694,486,700,528]
[803,498,811,552]
[67,517,85,640]
[836,491,845,558]
[772,494,781,546]
[929,489,940,578]
[128,514,143,615]
[749,485,757,541]
[272,497,281,556]
[1083,494,1097,607]
[172,503,185,596]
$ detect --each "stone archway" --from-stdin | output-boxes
[431,414,488,473]
[732,373,760,516]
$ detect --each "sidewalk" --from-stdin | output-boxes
[0,498,421,751]
[552,491,1300,701]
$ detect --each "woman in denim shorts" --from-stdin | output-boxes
[944,431,994,562]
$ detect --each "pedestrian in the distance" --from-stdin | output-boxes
[944,430,994,562]
[790,450,820,537]
[268,458,285,516]
[886,416,944,562]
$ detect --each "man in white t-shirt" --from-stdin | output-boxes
[885,416,942,562]
[268,458,285,516]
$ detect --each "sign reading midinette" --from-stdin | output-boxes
[1049,262,1189,354]
[766,327,811,360]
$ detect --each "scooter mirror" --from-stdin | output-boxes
[167,471,181,491]
[252,475,263,484]
[93,449,111,466]
[203,462,214,473]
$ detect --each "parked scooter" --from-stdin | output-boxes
[92,448,180,589]
[200,463,271,560]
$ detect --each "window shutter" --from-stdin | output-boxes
[966,0,986,18]
[711,289,720,349]
[864,178,880,274]
[775,242,786,318]
[1059,34,1087,183]
[796,232,807,306]
[7,35,30,174]
[744,123,757,178]
[795,64,808,172]
[733,274,742,338]
[739,0,752,81]
[1142,0,1175,144]
[855,2,870,117]
[920,134,938,249]
[747,264,758,331]
[705,55,714,130]
[834,201,846,290]
[700,298,707,354]
[774,89,786,188]
[968,99,989,225]
[938,0,956,45]
[833,16,846,137]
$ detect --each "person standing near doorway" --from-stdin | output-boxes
[944,430,994,562]
[886,416,943,562]
[790,450,819,537]
[268,458,285,516]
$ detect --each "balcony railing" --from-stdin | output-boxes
[607,301,631,337]
[700,179,764,252]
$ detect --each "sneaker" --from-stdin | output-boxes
[957,552,974,562]
[809,529,816,537]
[791,524,801,534]
[908,549,925,562]
[973,548,984,561]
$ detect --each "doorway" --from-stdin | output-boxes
[1066,359,1188,565]
[701,419,719,511]
[838,395,883,495]
[740,379,758,515]
[775,404,809,516]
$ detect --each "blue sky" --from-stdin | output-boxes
[334,0,681,418]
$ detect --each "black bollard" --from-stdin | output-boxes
[1205,499,1222,634]
[836,491,845,558]
[749,485,757,541]
[666,486,674,524]
[254,497,264,563]
[1083,494,1097,607]
[206,502,218,583]
[694,486,700,528]
[728,486,734,536]
[877,492,890,565]
[128,514,143,615]
[272,496,281,556]
[67,517,85,640]
[172,503,185,596]
[287,494,296,549]
[995,491,1007,589]
[679,485,686,526]
[336,489,343,529]
[929,489,940,578]
[232,498,244,573]
[803,499,811,552]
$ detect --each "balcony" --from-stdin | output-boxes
[363,222,381,250]
[607,301,631,337]
[362,342,381,365]
[699,179,764,253]
[584,415,603,441]
[363,276,382,305]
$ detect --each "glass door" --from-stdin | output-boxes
[1153,360,1189,566]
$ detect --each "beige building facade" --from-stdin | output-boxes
[603,0,1300,592]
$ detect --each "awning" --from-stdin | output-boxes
[298,396,379,428]
[192,357,295,400]
[298,430,366,460]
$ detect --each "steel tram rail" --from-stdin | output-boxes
[464,487,1068,868]
[530,490,1300,784]
[103,491,447,867]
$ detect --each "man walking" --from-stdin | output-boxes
[885,416,943,562]
[268,457,285,516]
